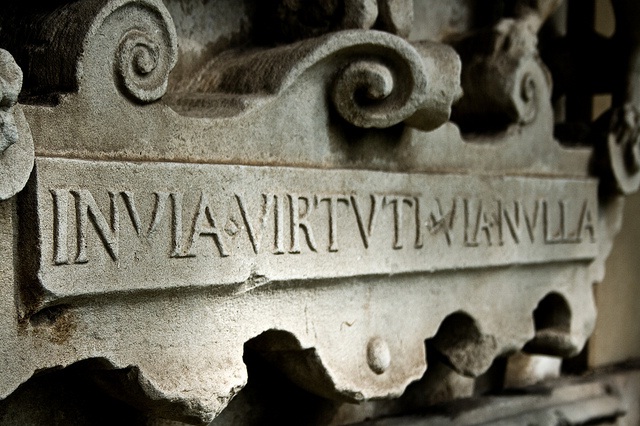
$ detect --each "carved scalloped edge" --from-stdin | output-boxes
[0,261,598,424]
[252,278,596,403]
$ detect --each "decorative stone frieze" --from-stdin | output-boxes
[0,0,635,424]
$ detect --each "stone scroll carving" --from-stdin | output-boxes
[597,105,640,195]
[0,0,177,104]
[451,12,555,134]
[181,31,461,131]
[114,6,178,103]
[0,0,635,424]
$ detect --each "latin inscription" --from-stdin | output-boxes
[50,190,597,264]
[32,158,600,298]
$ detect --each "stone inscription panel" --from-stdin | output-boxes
[31,158,598,299]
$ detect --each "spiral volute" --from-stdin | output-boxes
[116,26,176,103]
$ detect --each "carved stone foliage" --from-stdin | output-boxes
[0,0,634,425]
[0,49,21,153]
[0,49,33,200]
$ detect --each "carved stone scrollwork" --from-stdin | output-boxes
[112,4,178,103]
[0,1,634,424]
[331,60,396,128]
[594,104,640,195]
[186,30,461,131]
[451,18,550,134]
[593,0,640,196]
[0,49,33,200]
[83,0,178,104]
[0,0,177,104]
[611,106,640,191]
[330,39,460,130]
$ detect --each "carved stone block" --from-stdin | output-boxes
[0,0,635,424]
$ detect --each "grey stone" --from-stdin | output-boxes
[0,49,33,200]
[377,0,414,38]
[25,158,599,308]
[359,369,629,425]
[0,0,635,424]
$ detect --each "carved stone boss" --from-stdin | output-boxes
[0,0,634,424]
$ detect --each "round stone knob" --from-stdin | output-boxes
[367,337,391,374]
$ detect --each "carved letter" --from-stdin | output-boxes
[120,191,171,238]
[502,201,522,244]
[544,200,578,244]
[463,199,479,247]
[385,195,414,249]
[186,192,229,258]
[51,189,70,265]
[464,199,494,246]
[170,193,186,258]
[577,200,596,243]
[351,194,382,249]
[316,194,350,252]
[523,200,540,243]
[273,194,285,255]
[236,193,275,255]
[72,190,119,263]
[288,194,318,253]
[414,197,424,249]
[474,201,493,246]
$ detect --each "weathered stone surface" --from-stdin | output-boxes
[0,49,21,152]
[376,0,414,38]
[0,49,33,200]
[360,368,630,425]
[25,158,598,308]
[451,15,550,133]
[0,0,635,424]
